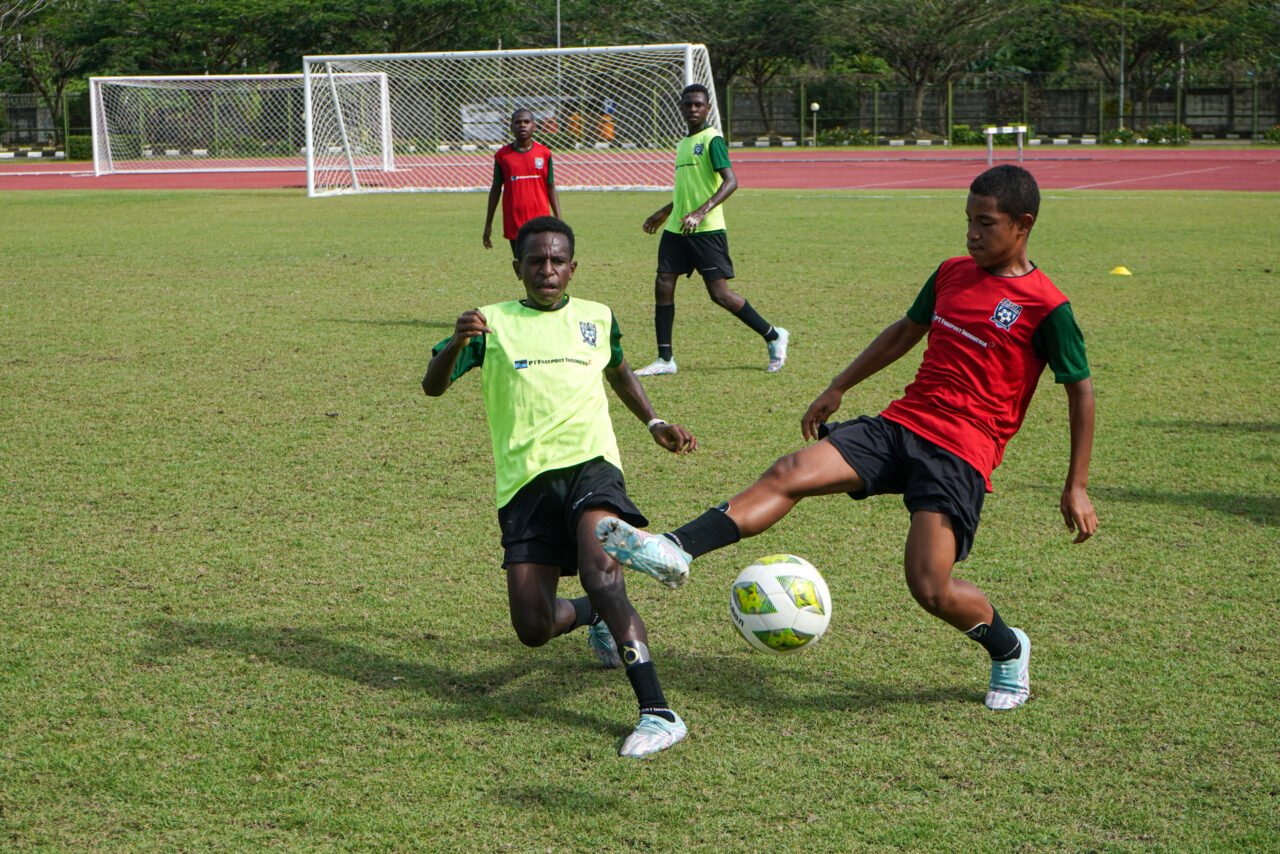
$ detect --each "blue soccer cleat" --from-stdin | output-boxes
[985,627,1031,710]
[595,518,690,589]
[587,621,622,669]
[619,712,688,758]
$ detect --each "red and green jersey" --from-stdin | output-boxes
[493,141,555,239]
[882,256,1090,490]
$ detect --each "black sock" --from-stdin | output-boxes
[734,300,774,338]
[655,304,675,361]
[624,661,674,722]
[964,607,1021,661]
[570,596,598,631]
[664,503,741,559]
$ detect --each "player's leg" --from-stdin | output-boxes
[598,440,863,581]
[577,508,686,758]
[903,511,1030,710]
[696,232,787,371]
[636,231,687,376]
[505,562,594,647]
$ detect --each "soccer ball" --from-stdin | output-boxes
[729,554,832,654]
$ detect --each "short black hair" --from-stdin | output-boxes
[970,165,1040,220]
[515,216,575,260]
[510,108,533,121]
[680,83,710,101]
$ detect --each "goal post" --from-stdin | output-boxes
[90,73,390,176]
[303,43,720,198]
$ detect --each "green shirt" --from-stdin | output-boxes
[433,296,625,508]
[666,126,731,235]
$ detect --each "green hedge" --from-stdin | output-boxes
[65,134,93,161]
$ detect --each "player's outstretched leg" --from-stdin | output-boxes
[587,621,622,668]
[594,518,690,588]
[985,627,1031,710]
[620,710,688,758]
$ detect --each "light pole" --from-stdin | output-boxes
[810,101,820,146]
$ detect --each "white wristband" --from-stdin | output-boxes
[646,418,667,430]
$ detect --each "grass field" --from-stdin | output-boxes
[2,187,1277,851]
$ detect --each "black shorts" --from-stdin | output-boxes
[820,415,986,561]
[497,457,648,575]
[657,230,735,283]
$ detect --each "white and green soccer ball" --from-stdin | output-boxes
[729,554,832,654]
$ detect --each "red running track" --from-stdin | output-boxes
[2,147,1277,192]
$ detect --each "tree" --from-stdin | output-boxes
[836,0,1027,136]
[0,0,53,63]
[3,0,96,143]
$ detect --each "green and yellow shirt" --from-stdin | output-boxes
[666,125,731,235]
[433,296,625,508]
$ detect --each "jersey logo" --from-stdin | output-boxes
[693,142,704,156]
[991,298,1023,330]
[579,321,598,347]
[514,359,529,369]
[534,156,544,169]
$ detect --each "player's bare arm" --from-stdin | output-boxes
[680,167,738,234]
[422,309,490,396]
[605,362,697,454]
[1061,377,1098,543]
[644,203,674,234]
[482,163,503,249]
[801,317,930,440]
[548,180,561,220]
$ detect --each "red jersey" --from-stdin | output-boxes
[882,256,1088,490]
[493,141,554,239]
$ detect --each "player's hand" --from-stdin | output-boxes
[1060,485,1097,544]
[643,211,668,234]
[651,422,697,455]
[679,210,705,234]
[801,387,844,441]
[482,229,493,250]
[452,309,491,344]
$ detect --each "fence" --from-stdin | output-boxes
[725,75,1280,142]
[5,77,1279,151]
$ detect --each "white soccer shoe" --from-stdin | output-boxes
[985,628,1031,710]
[595,518,690,589]
[766,327,790,373]
[634,357,677,377]
[619,712,688,758]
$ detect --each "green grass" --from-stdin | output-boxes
[1,187,1277,851]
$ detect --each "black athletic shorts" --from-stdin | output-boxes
[819,415,986,561]
[657,229,735,283]
[497,457,649,575]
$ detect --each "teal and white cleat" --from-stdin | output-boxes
[587,622,622,669]
[634,357,677,377]
[766,327,790,372]
[595,518,691,589]
[985,627,1031,710]
[619,712,688,758]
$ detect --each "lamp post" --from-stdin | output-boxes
[810,101,820,146]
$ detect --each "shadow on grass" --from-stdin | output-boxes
[141,618,626,734]
[1091,486,1279,527]
[1136,419,1280,435]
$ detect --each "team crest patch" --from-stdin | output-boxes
[534,156,544,169]
[693,142,704,156]
[579,321,598,347]
[991,298,1023,330]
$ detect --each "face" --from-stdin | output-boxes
[510,112,535,142]
[965,192,1031,272]
[679,91,710,131]
[514,231,576,309]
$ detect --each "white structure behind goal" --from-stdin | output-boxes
[303,43,719,197]
[90,74,390,176]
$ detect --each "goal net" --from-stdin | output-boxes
[303,43,719,197]
[90,74,390,176]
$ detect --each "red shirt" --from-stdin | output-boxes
[494,142,554,239]
[882,257,1070,490]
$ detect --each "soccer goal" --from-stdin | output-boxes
[90,73,391,176]
[303,43,720,197]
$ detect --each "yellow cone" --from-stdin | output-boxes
[1110,266,1132,276]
